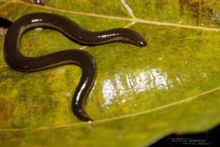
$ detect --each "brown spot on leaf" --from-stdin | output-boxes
[179,0,220,25]
[0,132,6,141]
[0,100,15,120]
[179,0,200,17]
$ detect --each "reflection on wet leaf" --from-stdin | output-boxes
[102,68,171,107]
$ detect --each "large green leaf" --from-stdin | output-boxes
[0,0,220,146]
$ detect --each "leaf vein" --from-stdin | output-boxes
[1,1,220,32]
[0,86,219,132]
[120,0,136,19]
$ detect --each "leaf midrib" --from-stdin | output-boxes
[0,86,219,132]
[0,0,220,32]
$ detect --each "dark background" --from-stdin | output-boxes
[151,124,220,146]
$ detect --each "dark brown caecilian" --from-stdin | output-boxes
[4,13,146,121]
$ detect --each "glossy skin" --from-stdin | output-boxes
[4,13,146,121]
[30,0,44,5]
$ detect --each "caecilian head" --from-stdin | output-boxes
[120,28,147,47]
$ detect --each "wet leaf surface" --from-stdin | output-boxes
[0,0,220,146]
